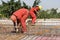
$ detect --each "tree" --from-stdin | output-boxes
[22,2,31,10]
[0,0,22,18]
[0,0,31,18]
[32,0,41,7]
[49,8,57,18]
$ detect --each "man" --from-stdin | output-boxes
[10,7,29,33]
[29,6,42,25]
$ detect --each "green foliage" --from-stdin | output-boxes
[0,0,22,18]
[32,0,41,7]
[0,0,31,18]
[37,10,49,19]
[0,0,60,19]
[22,2,31,10]
[37,8,60,19]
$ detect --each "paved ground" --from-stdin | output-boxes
[0,24,60,40]
[0,19,60,40]
[0,33,60,40]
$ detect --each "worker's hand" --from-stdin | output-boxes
[27,20,35,26]
[35,10,40,16]
[31,23,35,26]
[27,20,32,24]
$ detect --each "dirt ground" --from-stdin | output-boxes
[0,25,25,40]
[0,24,60,40]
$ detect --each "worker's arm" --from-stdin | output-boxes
[34,9,40,16]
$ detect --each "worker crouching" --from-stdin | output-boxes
[10,7,29,33]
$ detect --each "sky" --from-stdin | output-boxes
[0,0,60,10]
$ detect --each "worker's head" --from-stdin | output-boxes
[38,6,42,10]
[35,5,43,10]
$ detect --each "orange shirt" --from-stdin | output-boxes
[29,7,39,24]
[13,8,29,19]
